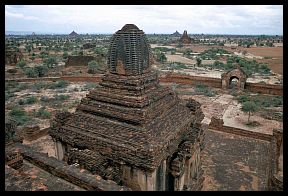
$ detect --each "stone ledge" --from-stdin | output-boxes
[11,143,131,191]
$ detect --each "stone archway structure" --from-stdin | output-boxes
[221,66,248,90]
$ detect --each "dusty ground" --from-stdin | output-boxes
[176,44,283,75]
[166,54,195,65]
[7,82,90,130]
[177,90,282,135]
[166,54,215,65]
[23,135,56,158]
[150,44,176,49]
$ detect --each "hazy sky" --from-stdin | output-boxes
[5,5,283,35]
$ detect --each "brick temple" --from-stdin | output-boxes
[49,24,205,191]
[180,30,192,44]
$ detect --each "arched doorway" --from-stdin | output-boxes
[229,76,240,89]
[221,66,248,90]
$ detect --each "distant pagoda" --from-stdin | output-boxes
[69,31,79,37]
[172,30,181,37]
[49,24,205,191]
[180,30,192,44]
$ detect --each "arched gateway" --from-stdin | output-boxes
[221,66,248,90]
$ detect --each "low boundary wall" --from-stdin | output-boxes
[209,117,272,142]
[5,73,282,95]
[159,73,222,88]
[245,83,282,96]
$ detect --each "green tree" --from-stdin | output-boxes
[88,60,99,74]
[44,57,57,68]
[183,49,193,57]
[35,65,49,77]
[24,67,38,78]
[157,52,167,63]
[26,45,32,54]
[196,58,202,66]
[63,52,68,60]
[16,61,26,69]
[241,101,259,124]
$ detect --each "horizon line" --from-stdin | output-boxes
[5,31,283,36]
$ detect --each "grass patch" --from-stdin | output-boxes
[53,94,70,101]
[5,91,15,101]
[32,82,47,90]
[47,80,69,89]
[165,62,189,70]
[84,82,98,90]
[195,84,217,97]
[40,96,51,102]
[18,96,38,105]
[34,107,51,119]
[9,106,32,125]
[235,93,282,108]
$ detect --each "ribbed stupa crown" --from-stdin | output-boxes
[107,24,152,76]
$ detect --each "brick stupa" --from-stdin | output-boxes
[180,30,192,44]
[49,24,205,191]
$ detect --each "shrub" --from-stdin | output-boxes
[196,58,202,66]
[44,56,57,68]
[167,62,189,70]
[88,60,99,74]
[212,61,224,69]
[236,94,283,109]
[9,106,31,125]
[63,52,68,59]
[35,107,51,119]
[13,83,30,92]
[5,91,14,101]
[84,82,98,90]
[16,61,26,69]
[40,96,51,102]
[195,84,216,97]
[35,64,49,77]
[47,80,69,89]
[236,94,250,103]
[25,67,38,78]
[33,82,47,90]
[53,94,70,101]
[18,96,37,105]
[26,96,37,104]
[156,52,167,63]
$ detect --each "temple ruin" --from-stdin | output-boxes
[49,24,205,191]
[180,30,192,45]
[69,31,79,37]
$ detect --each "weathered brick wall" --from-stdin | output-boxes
[5,73,282,96]
[5,77,61,83]
[159,73,222,88]
[5,150,23,170]
[245,83,283,96]
[61,76,102,82]
[12,144,131,191]
[21,126,49,141]
[66,56,95,67]
[209,117,272,142]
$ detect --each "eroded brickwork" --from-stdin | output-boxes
[49,24,205,191]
